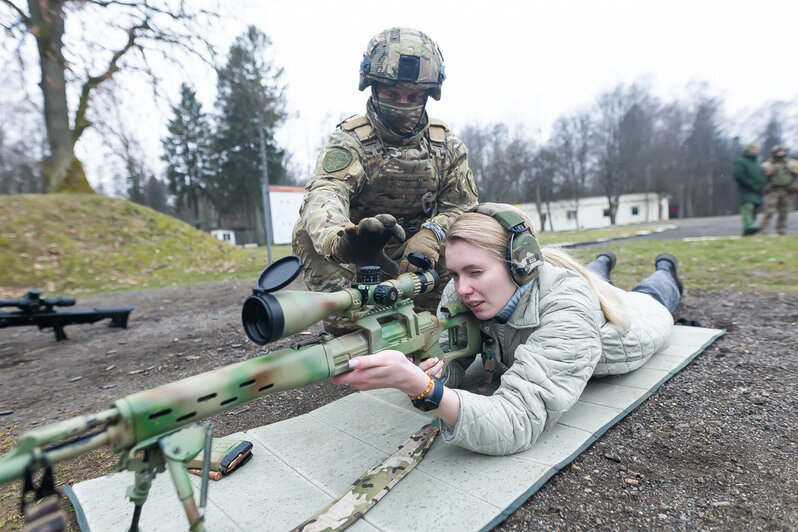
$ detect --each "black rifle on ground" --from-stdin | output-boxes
[0,289,133,341]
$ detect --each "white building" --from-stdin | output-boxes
[520,192,669,233]
[210,229,236,245]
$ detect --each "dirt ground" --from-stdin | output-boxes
[0,280,796,531]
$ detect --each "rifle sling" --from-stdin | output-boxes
[290,422,439,532]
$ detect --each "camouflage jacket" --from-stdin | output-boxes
[761,157,798,188]
[295,98,478,259]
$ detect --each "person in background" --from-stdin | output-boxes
[291,27,478,320]
[732,143,767,236]
[759,144,798,235]
[333,203,683,456]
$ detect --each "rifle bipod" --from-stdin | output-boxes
[22,456,67,532]
[124,424,213,531]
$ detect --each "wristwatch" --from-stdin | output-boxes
[411,376,444,411]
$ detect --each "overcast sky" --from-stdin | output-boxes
[81,0,798,189]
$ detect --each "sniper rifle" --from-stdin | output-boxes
[0,289,134,341]
[0,254,481,531]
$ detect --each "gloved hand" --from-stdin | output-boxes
[331,214,406,276]
[393,228,440,273]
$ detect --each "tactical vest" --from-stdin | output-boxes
[769,160,794,187]
[339,115,448,235]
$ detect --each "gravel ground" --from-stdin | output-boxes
[0,281,796,531]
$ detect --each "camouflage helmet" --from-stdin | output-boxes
[359,27,446,100]
[772,144,788,155]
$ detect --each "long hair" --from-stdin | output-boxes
[443,208,630,329]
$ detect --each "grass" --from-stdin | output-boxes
[1,194,796,297]
[564,236,798,295]
[0,194,291,297]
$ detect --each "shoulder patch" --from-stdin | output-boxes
[322,148,353,173]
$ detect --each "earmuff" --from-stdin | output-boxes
[467,203,542,286]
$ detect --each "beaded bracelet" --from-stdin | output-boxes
[409,374,435,400]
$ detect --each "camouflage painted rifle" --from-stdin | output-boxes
[0,256,481,531]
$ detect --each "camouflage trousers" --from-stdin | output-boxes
[758,187,793,234]
[740,202,760,231]
[292,227,448,315]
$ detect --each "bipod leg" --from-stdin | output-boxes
[160,425,208,531]
[165,458,204,531]
[125,462,157,532]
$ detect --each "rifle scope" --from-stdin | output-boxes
[242,255,439,346]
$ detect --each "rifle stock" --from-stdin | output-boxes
[0,263,481,530]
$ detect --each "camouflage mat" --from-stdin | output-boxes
[66,325,724,531]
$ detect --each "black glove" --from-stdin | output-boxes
[332,214,406,276]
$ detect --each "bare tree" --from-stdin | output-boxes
[649,101,690,218]
[524,146,558,231]
[760,108,784,157]
[592,83,657,223]
[459,122,535,204]
[681,92,722,217]
[551,111,592,228]
[0,100,45,193]
[1,0,218,193]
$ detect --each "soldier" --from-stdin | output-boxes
[292,27,478,317]
[759,145,798,235]
[731,143,767,236]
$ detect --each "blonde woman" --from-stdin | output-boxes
[332,203,683,455]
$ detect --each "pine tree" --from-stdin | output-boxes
[211,26,287,243]
[161,83,213,224]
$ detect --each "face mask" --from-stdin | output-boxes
[374,97,426,134]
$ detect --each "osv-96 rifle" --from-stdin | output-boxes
[0,254,481,531]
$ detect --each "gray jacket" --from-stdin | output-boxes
[438,262,673,455]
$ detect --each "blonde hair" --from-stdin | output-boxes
[444,207,630,329]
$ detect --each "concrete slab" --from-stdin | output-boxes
[67,325,724,532]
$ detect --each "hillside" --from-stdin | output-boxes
[0,194,260,298]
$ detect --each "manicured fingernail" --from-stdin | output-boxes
[348,359,360,369]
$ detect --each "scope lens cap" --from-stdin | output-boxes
[407,253,432,270]
[255,255,304,293]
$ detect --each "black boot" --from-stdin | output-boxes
[589,252,616,284]
[655,253,683,296]
[743,227,761,236]
[596,252,617,272]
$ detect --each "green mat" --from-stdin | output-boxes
[66,325,724,531]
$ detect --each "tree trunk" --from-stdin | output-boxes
[29,0,94,193]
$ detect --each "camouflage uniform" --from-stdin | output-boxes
[759,147,798,234]
[292,28,478,312]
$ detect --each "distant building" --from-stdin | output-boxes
[520,193,668,233]
[210,229,236,245]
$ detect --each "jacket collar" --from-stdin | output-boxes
[494,264,545,329]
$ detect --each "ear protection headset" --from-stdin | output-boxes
[467,203,542,286]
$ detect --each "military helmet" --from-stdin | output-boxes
[358,27,446,100]
[772,144,788,155]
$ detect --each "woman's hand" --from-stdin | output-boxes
[331,350,445,396]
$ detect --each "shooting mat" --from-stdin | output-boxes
[66,324,724,531]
